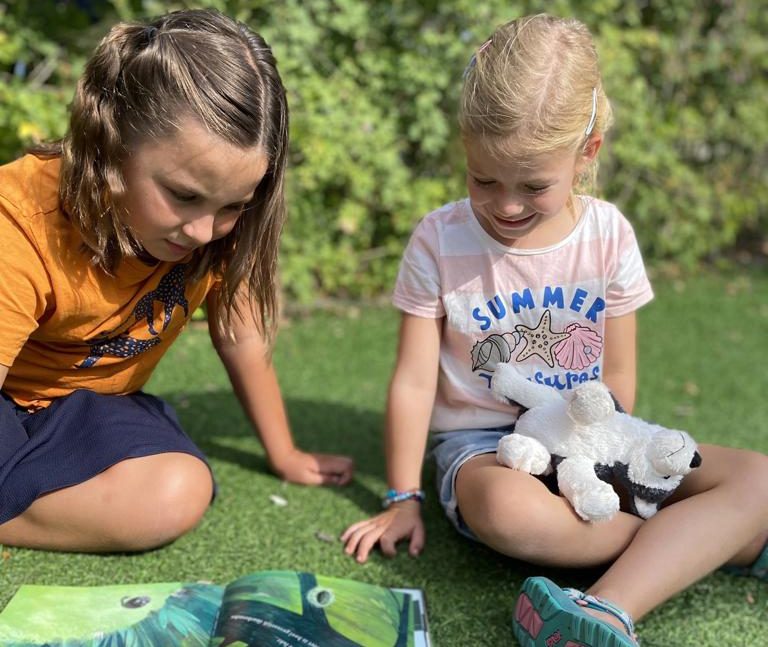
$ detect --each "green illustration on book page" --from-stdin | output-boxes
[0,581,224,646]
[212,571,419,646]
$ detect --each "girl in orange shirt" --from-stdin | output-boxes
[0,8,353,552]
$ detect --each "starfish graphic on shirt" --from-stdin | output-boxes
[133,264,189,335]
[514,309,571,368]
[76,264,190,369]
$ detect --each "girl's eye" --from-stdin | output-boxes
[223,203,245,212]
[471,176,496,187]
[169,189,198,203]
[525,185,549,194]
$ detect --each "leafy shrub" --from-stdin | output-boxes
[2,0,765,302]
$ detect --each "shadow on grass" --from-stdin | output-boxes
[171,387,609,586]
[172,388,398,515]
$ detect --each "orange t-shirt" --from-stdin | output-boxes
[0,155,219,409]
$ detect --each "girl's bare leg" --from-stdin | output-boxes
[457,445,768,633]
[588,445,768,620]
[456,454,644,567]
[0,453,213,552]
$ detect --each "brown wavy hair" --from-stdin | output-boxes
[34,8,289,341]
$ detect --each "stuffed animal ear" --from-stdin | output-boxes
[567,380,614,425]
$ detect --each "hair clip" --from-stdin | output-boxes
[463,38,492,79]
[585,87,598,136]
[144,26,158,44]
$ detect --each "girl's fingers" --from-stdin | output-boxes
[379,532,398,557]
[315,454,355,485]
[340,523,362,543]
[320,468,352,486]
[342,516,393,560]
[342,521,377,553]
[341,525,365,551]
[306,470,329,486]
[333,469,353,486]
[354,530,384,563]
[315,470,342,486]
[408,523,425,557]
[341,517,377,542]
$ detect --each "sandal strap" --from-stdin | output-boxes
[563,587,638,643]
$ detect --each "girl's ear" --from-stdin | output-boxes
[579,133,603,167]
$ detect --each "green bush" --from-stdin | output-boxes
[2,1,766,302]
[597,1,768,266]
[0,4,76,155]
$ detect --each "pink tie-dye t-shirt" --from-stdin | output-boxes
[393,196,654,432]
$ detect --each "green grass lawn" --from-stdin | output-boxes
[1,269,767,645]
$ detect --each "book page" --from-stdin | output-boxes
[212,570,428,647]
[0,581,224,646]
[391,589,430,647]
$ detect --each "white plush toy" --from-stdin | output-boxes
[491,363,702,522]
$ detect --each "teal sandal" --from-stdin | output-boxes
[722,539,768,581]
[513,576,639,647]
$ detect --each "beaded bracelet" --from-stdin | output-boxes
[382,488,426,509]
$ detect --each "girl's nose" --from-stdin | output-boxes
[496,189,525,216]
[181,213,215,246]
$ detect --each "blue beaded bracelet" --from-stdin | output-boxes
[382,488,426,509]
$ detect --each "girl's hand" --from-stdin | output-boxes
[340,500,425,563]
[271,448,354,486]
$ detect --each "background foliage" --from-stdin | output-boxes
[2,0,766,302]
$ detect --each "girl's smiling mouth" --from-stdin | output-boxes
[493,213,538,228]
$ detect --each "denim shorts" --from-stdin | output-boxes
[0,389,214,524]
[429,427,513,540]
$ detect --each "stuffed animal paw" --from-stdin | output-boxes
[564,480,620,522]
[497,433,552,475]
[557,456,620,522]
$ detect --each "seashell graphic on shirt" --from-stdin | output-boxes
[471,332,521,371]
[552,322,604,370]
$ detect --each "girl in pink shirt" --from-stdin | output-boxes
[342,14,768,647]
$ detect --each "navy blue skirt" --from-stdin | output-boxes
[0,389,212,525]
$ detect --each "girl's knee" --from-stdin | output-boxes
[734,450,768,501]
[102,454,213,551]
[743,449,768,471]
[714,447,768,490]
[150,454,213,536]
[677,446,768,498]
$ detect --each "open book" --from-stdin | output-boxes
[0,570,430,647]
